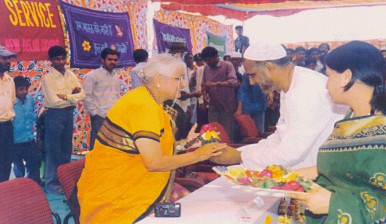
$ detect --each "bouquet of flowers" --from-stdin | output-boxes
[199,124,219,145]
[181,124,220,150]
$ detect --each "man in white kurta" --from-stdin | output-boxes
[241,66,345,170]
[211,42,347,170]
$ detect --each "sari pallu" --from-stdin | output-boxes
[309,115,386,224]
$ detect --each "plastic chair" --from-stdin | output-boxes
[57,158,85,224]
[0,178,61,224]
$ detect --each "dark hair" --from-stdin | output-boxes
[133,49,148,64]
[169,42,186,54]
[285,48,294,53]
[14,76,31,88]
[193,53,203,62]
[101,48,120,59]
[308,47,320,54]
[319,43,330,51]
[295,47,306,53]
[184,53,193,60]
[235,25,243,30]
[201,46,218,59]
[325,41,386,114]
[223,55,231,61]
[48,46,66,59]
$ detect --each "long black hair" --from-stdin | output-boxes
[324,41,386,114]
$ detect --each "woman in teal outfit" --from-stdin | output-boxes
[290,41,386,223]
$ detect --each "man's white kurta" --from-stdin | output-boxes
[240,66,347,170]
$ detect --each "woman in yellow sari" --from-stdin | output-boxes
[290,41,386,223]
[77,54,226,223]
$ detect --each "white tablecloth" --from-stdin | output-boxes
[138,177,281,224]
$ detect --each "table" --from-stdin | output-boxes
[138,177,281,224]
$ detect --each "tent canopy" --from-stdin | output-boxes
[154,0,386,20]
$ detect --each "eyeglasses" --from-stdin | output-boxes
[171,76,185,82]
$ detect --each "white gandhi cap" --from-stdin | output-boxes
[229,52,242,58]
[243,42,287,61]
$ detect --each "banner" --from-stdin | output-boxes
[207,32,227,57]
[153,19,192,53]
[61,2,135,68]
[0,0,64,61]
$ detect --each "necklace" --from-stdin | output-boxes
[145,86,178,135]
[144,85,158,104]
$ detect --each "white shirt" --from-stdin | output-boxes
[130,62,146,89]
[83,67,121,117]
[0,73,16,122]
[42,68,85,108]
[314,60,324,72]
[240,66,347,170]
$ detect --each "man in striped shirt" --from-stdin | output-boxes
[83,48,123,150]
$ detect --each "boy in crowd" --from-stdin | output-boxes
[12,76,42,184]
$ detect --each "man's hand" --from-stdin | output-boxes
[204,82,217,89]
[72,87,81,94]
[209,146,242,165]
[191,91,202,98]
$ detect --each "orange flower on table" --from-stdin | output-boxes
[267,165,287,178]
[82,41,91,51]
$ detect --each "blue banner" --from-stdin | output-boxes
[153,19,192,53]
[61,2,135,68]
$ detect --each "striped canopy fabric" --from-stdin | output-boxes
[155,0,386,20]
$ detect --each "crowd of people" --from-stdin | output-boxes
[285,43,330,74]
[0,24,385,223]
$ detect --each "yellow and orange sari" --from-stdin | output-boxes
[78,87,175,223]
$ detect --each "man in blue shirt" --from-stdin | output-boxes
[234,26,249,55]
[12,76,42,184]
[235,74,268,132]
